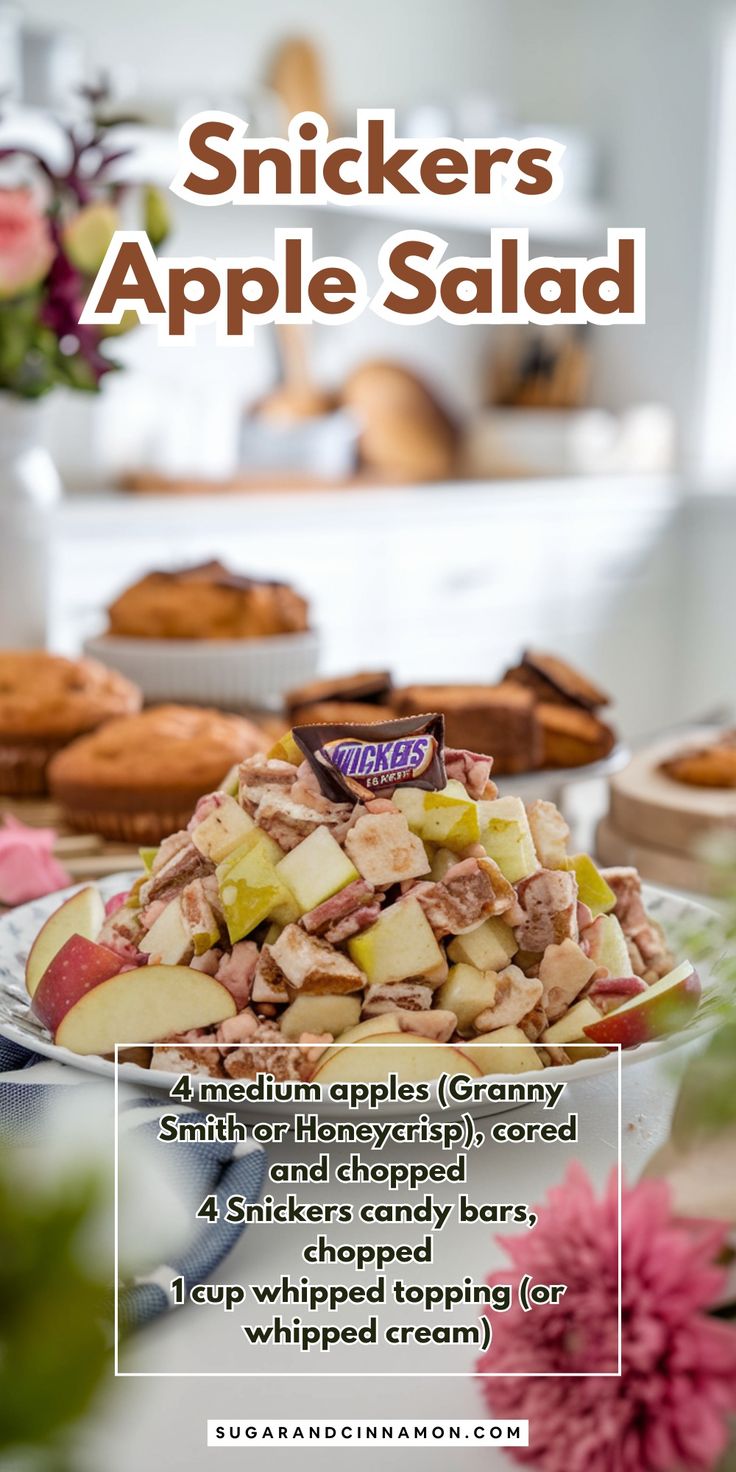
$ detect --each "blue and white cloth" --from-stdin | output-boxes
[0,1036,267,1331]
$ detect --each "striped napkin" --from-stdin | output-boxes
[0,1035,267,1330]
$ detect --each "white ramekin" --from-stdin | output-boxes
[83,630,320,710]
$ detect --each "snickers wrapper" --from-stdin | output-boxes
[293,712,446,804]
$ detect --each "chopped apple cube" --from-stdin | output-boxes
[463,1025,542,1075]
[279,993,361,1040]
[393,783,480,852]
[448,916,517,971]
[191,795,256,864]
[139,896,192,965]
[582,913,631,977]
[563,854,616,917]
[276,825,359,913]
[477,796,539,883]
[216,833,294,943]
[347,896,444,988]
[541,998,604,1045]
[429,847,459,882]
[267,729,303,765]
[436,963,497,1033]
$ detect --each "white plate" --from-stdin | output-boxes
[83,631,320,710]
[0,874,720,1113]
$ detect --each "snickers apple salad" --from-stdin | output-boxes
[25,714,701,1083]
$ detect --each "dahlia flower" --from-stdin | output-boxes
[477,1164,736,1472]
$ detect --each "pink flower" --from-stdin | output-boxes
[477,1165,736,1472]
[0,816,69,904]
[0,189,54,297]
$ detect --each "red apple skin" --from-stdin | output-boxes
[583,969,701,1047]
[32,934,127,1033]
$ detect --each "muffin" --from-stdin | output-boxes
[0,651,141,797]
[107,561,309,641]
[48,704,269,844]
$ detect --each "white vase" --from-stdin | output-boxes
[0,396,62,647]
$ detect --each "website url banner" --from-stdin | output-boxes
[207,1419,529,1447]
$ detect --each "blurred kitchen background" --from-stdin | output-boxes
[1,0,735,738]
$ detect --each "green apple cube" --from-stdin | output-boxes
[477,796,539,883]
[139,846,158,873]
[448,916,517,971]
[191,795,256,864]
[564,854,616,917]
[393,783,480,851]
[436,963,498,1032]
[347,896,444,987]
[276,826,359,914]
[216,834,292,943]
[584,913,631,976]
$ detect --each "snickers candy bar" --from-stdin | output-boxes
[293,713,446,803]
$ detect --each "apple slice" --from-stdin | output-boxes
[582,962,701,1047]
[309,1032,482,1086]
[25,886,105,998]
[32,935,127,1032]
[55,965,236,1056]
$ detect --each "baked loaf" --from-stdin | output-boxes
[341,361,458,482]
[0,651,141,796]
[49,704,269,843]
[391,682,542,774]
[107,561,309,641]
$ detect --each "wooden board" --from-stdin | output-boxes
[609,727,736,856]
[596,815,714,896]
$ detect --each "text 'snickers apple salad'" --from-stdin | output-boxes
[25,714,701,1083]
